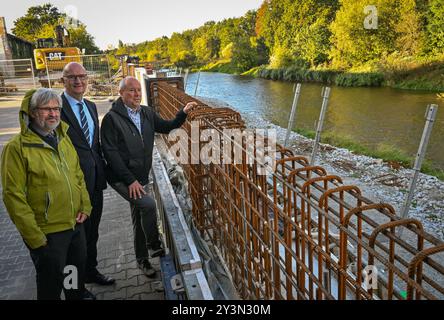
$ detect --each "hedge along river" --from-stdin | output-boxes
[185,72,444,170]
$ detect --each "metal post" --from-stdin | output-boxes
[239,182,249,293]
[310,87,331,166]
[400,105,438,219]
[29,58,37,89]
[284,83,302,147]
[194,71,201,97]
[106,55,114,98]
[184,69,189,92]
[44,56,52,88]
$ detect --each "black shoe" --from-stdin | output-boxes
[85,272,115,286]
[149,244,165,258]
[82,289,96,300]
[138,260,156,278]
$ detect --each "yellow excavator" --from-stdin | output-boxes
[33,25,81,85]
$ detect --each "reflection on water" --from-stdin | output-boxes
[186,72,443,169]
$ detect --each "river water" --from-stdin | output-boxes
[185,72,443,169]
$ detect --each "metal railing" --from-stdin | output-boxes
[43,54,116,97]
[0,58,36,94]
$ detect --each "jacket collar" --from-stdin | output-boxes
[112,97,148,119]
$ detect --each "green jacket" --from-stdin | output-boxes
[1,90,91,249]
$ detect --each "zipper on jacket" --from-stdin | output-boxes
[60,150,75,229]
[44,192,51,222]
[51,152,62,175]
[50,149,75,229]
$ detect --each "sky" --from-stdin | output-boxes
[4,0,264,50]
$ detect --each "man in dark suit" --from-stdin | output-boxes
[60,62,114,286]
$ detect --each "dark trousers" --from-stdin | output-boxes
[84,188,103,276]
[28,224,87,300]
[110,182,160,263]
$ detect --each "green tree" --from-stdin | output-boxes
[256,0,338,67]
[231,37,257,72]
[69,24,100,53]
[425,0,444,55]
[12,3,99,52]
[191,22,220,63]
[12,3,63,42]
[168,32,193,64]
[329,0,412,68]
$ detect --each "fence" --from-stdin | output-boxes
[44,54,117,97]
[0,58,36,94]
[153,81,444,300]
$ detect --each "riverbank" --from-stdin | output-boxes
[293,128,444,181]
[196,56,444,92]
[199,96,444,241]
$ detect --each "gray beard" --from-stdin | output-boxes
[34,118,60,133]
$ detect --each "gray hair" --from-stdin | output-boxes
[119,76,138,91]
[29,88,62,113]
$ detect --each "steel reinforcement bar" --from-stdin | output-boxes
[153,81,444,300]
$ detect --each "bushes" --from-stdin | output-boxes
[255,64,384,87]
[334,72,385,87]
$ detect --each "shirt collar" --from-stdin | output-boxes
[125,104,141,114]
[64,91,84,106]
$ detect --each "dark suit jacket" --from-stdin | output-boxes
[61,93,107,199]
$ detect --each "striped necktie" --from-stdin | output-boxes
[77,102,90,145]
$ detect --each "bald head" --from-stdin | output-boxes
[62,62,88,100]
[63,62,86,77]
[119,76,142,109]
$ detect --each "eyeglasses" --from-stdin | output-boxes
[37,107,62,113]
[64,74,88,81]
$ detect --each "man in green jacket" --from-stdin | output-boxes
[1,88,94,300]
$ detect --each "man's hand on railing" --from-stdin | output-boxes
[183,101,198,114]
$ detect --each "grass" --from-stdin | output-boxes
[382,55,444,92]
[241,66,263,77]
[294,128,316,139]
[240,55,444,91]
[199,59,238,74]
[252,66,384,87]
[293,128,444,181]
[335,72,384,87]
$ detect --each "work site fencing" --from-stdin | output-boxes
[0,58,36,94]
[154,81,444,300]
[44,54,116,97]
